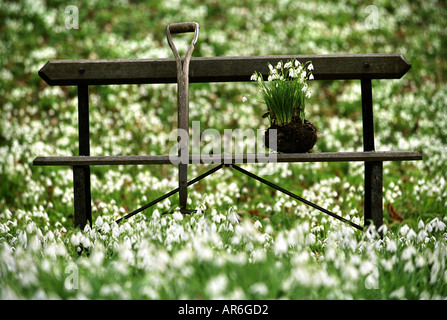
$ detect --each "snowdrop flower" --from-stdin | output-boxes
[380,258,394,271]
[206,274,228,298]
[95,216,104,228]
[228,208,239,225]
[26,221,37,234]
[18,231,27,248]
[112,224,121,238]
[399,224,410,236]
[289,68,297,78]
[415,255,426,268]
[305,233,316,245]
[404,260,415,273]
[250,282,269,296]
[307,63,314,70]
[360,261,376,276]
[118,241,134,265]
[80,235,92,249]
[101,222,111,234]
[378,224,388,236]
[343,264,360,282]
[70,233,80,246]
[390,287,406,299]
[273,232,288,256]
[83,224,91,233]
[45,230,55,242]
[406,229,417,241]
[364,273,378,289]
[28,235,41,252]
[309,74,314,80]
[242,96,247,102]
[212,213,221,223]
[173,211,183,221]
[253,220,262,230]
[418,220,425,230]
[429,217,446,232]
[402,245,416,260]
[90,246,105,266]
[417,229,428,242]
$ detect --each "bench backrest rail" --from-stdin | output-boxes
[39,54,411,85]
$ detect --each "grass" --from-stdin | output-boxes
[1,0,447,300]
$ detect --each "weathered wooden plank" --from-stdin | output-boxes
[38,54,411,86]
[33,151,422,166]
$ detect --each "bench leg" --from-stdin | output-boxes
[73,166,92,229]
[361,78,383,236]
[364,161,383,234]
[74,85,92,229]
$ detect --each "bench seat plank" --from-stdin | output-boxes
[33,151,422,166]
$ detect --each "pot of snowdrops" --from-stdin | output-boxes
[251,59,318,153]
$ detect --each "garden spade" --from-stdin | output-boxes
[166,22,199,213]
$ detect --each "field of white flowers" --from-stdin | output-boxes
[1,0,447,300]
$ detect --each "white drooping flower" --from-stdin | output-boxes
[399,224,410,236]
[206,274,228,298]
[305,233,316,245]
[418,220,425,230]
[70,233,80,246]
[95,216,104,228]
[228,208,239,225]
[429,217,446,232]
[80,235,92,249]
[250,282,269,296]
[288,68,296,78]
[273,232,288,256]
[402,245,416,260]
[386,239,397,252]
[173,211,183,221]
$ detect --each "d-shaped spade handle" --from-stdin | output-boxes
[167,21,199,37]
[166,22,199,64]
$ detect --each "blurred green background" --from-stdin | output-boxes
[1,0,447,300]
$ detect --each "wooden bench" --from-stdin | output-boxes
[34,53,422,233]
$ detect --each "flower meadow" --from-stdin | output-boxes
[1,0,447,300]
